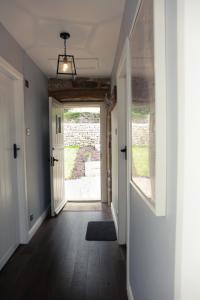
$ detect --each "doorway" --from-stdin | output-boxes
[64,106,101,203]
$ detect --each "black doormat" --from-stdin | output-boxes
[86,221,117,241]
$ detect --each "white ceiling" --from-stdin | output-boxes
[0,0,125,77]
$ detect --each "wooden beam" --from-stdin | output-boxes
[49,88,109,102]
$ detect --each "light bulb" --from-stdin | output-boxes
[63,62,69,72]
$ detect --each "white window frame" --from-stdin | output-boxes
[129,0,167,216]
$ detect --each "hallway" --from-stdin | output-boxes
[1,0,196,299]
[0,206,127,300]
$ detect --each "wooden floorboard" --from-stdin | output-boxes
[0,205,127,300]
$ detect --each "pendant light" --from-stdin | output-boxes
[57,32,77,77]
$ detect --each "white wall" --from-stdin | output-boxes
[0,22,50,230]
[175,1,200,299]
[112,0,177,299]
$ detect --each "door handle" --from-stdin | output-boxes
[120,146,127,160]
[13,144,20,159]
[51,156,59,166]
[53,157,59,162]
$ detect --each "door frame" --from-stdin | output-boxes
[111,105,119,232]
[0,56,29,245]
[115,39,132,295]
[63,102,106,203]
[116,39,131,246]
[175,0,200,298]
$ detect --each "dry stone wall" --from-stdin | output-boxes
[64,122,149,147]
[64,123,100,147]
[132,123,149,146]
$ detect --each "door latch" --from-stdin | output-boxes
[120,146,127,160]
[13,144,20,159]
[50,156,59,166]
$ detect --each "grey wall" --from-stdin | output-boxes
[0,23,50,229]
[112,0,139,84]
[112,0,177,299]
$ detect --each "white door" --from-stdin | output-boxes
[49,97,65,216]
[111,105,119,220]
[0,71,19,270]
[117,77,128,245]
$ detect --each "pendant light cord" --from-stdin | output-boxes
[64,38,67,56]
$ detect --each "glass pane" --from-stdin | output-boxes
[130,0,155,201]
[57,56,75,75]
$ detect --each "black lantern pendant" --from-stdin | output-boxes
[57,32,77,77]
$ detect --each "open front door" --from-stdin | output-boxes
[49,97,65,216]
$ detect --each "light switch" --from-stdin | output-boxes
[26,128,31,136]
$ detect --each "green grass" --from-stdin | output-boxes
[65,145,80,149]
[64,111,100,122]
[132,146,149,177]
[65,144,149,179]
[64,146,79,179]
[132,106,149,118]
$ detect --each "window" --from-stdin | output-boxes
[130,0,166,215]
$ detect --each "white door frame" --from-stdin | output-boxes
[175,1,200,299]
[111,105,119,233]
[125,38,133,299]
[0,56,29,244]
[63,102,106,202]
[116,39,131,245]
[115,39,132,296]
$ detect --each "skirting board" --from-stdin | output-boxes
[127,282,135,300]
[28,206,50,241]
[0,243,18,271]
[55,199,67,215]
[111,202,118,238]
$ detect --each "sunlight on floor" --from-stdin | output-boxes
[63,201,102,212]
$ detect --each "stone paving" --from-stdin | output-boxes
[65,175,101,201]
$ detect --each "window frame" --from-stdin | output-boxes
[129,0,167,216]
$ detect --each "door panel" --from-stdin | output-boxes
[117,76,128,245]
[0,72,19,270]
[49,98,65,216]
[100,103,107,203]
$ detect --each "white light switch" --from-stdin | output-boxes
[26,128,31,136]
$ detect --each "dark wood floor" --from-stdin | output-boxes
[0,205,127,300]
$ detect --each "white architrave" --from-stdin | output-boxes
[0,56,29,244]
[175,0,200,299]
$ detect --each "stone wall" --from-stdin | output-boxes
[64,123,100,147]
[64,112,100,123]
[132,123,149,146]
[64,122,149,147]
